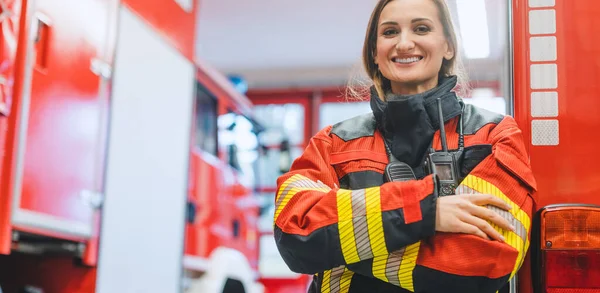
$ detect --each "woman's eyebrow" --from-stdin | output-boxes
[411,17,433,23]
[379,20,398,26]
[379,18,433,26]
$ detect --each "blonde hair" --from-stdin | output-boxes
[347,0,470,100]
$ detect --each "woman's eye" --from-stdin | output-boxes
[382,29,398,36]
[415,26,431,33]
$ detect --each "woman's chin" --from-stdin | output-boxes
[388,76,438,94]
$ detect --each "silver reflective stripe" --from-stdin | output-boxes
[455,185,527,241]
[329,265,346,293]
[350,189,374,260]
[487,205,527,242]
[385,249,405,286]
[275,179,330,210]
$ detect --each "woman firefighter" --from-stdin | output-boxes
[272,0,537,292]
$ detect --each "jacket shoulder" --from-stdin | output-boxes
[330,113,376,142]
[462,104,505,135]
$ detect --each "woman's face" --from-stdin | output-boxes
[374,0,454,95]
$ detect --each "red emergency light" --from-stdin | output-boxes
[535,205,600,293]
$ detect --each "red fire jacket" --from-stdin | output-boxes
[273,105,537,293]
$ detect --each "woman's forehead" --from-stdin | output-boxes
[379,0,440,24]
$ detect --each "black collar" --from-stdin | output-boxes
[369,76,463,167]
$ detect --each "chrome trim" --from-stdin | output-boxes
[12,209,92,238]
[508,3,518,291]
[11,0,37,216]
[509,273,518,293]
[507,0,516,117]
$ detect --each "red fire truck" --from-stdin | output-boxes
[0,0,264,292]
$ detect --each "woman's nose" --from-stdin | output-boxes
[395,33,415,52]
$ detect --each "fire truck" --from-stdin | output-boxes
[0,0,597,293]
[0,0,264,292]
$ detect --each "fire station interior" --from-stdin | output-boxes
[0,0,597,292]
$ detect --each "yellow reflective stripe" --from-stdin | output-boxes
[274,175,297,221]
[274,174,331,221]
[372,254,389,282]
[399,242,420,292]
[337,189,360,263]
[321,269,332,293]
[460,174,531,277]
[339,268,354,293]
[365,187,388,257]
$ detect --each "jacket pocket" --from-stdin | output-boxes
[330,150,388,189]
[494,144,538,192]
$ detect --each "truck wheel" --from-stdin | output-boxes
[222,278,245,293]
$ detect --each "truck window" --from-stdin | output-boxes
[218,111,261,187]
[195,84,218,155]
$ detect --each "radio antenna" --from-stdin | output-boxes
[437,98,448,152]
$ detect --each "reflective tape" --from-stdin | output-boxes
[321,266,353,293]
[530,64,557,89]
[532,120,559,146]
[531,91,558,117]
[529,9,556,35]
[338,187,388,264]
[530,36,557,62]
[529,0,555,8]
[528,2,559,146]
[459,175,532,278]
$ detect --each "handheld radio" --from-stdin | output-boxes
[384,158,417,182]
[425,98,463,196]
[383,136,417,182]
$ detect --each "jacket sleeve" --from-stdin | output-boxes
[273,127,439,275]
[349,116,537,293]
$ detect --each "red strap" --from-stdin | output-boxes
[403,183,423,224]
[330,150,388,165]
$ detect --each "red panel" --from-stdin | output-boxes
[122,0,198,62]
[0,0,28,254]
[185,150,259,269]
[514,2,600,291]
[16,0,113,239]
[185,152,223,258]
[260,276,310,293]
[513,0,600,210]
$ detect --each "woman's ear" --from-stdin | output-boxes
[444,42,455,60]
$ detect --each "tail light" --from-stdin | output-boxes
[535,205,600,293]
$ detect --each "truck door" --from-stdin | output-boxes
[9,0,115,246]
[95,3,195,292]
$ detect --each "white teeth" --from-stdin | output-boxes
[394,57,421,64]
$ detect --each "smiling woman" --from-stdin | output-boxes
[272,1,536,293]
[374,1,455,94]
[363,0,468,98]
